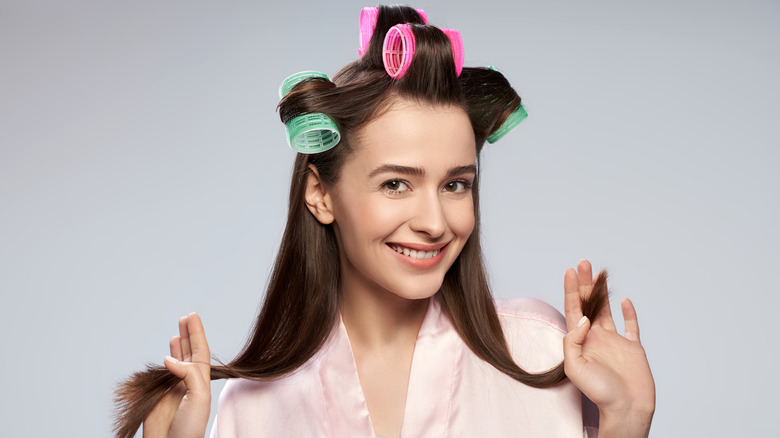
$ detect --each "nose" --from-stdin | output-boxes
[408,192,447,239]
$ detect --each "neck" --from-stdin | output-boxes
[339,283,430,352]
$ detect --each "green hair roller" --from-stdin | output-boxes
[487,104,528,144]
[285,113,341,154]
[279,71,341,154]
[278,71,331,99]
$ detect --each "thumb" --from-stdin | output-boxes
[563,316,590,371]
[163,355,188,379]
[163,356,210,400]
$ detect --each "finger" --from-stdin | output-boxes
[186,312,211,364]
[591,270,617,332]
[169,336,183,361]
[577,259,593,292]
[179,315,192,362]
[621,297,641,342]
[163,356,211,402]
[564,267,583,331]
[563,316,590,374]
[577,260,603,325]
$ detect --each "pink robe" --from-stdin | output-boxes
[210,297,599,437]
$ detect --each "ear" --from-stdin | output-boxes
[304,164,335,225]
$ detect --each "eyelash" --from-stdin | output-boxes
[443,180,472,193]
[381,179,409,195]
[380,179,473,195]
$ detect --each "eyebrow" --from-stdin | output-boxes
[445,165,478,179]
[368,164,477,179]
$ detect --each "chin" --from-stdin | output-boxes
[385,276,445,301]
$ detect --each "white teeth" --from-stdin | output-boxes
[390,245,440,260]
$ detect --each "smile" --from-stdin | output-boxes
[388,244,442,259]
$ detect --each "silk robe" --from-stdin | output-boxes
[210,297,598,437]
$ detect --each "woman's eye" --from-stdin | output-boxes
[443,180,470,193]
[383,179,408,193]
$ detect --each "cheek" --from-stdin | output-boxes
[337,197,402,241]
[447,198,476,238]
[362,199,402,225]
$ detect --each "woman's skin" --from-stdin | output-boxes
[305,101,477,438]
[142,98,655,438]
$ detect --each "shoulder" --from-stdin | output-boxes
[215,365,320,416]
[218,377,269,403]
[494,297,567,333]
[213,372,324,435]
[212,378,266,435]
[494,297,567,372]
[215,378,274,417]
[217,367,318,405]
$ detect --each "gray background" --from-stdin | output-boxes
[1,0,777,436]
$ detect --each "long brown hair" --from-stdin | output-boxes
[113,5,608,437]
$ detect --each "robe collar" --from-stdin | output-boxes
[317,296,461,437]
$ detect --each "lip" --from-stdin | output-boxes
[386,241,449,269]
[386,241,448,252]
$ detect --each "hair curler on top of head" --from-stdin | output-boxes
[358,6,428,56]
[382,24,464,78]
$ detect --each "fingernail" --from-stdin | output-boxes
[165,355,180,363]
[577,316,588,328]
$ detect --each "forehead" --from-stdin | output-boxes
[349,100,476,170]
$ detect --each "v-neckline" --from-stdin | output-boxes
[317,296,460,438]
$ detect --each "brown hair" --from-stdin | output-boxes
[113,5,608,437]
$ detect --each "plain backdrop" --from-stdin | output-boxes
[1,0,777,436]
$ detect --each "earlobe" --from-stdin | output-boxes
[304,164,335,225]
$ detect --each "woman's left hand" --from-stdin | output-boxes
[563,260,655,438]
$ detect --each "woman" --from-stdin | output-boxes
[115,5,655,437]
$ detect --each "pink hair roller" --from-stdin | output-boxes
[440,28,464,77]
[382,24,416,78]
[416,9,429,24]
[358,7,428,57]
[382,24,465,79]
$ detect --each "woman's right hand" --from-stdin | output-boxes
[143,313,212,438]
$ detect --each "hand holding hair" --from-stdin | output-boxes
[142,313,212,438]
[563,260,655,438]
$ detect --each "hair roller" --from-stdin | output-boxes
[278,71,330,99]
[440,28,464,77]
[278,71,342,154]
[284,114,341,154]
[416,9,429,24]
[383,24,465,79]
[474,65,528,143]
[487,104,528,144]
[382,24,417,78]
[358,6,428,57]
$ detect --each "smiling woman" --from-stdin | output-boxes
[313,102,480,434]
[317,101,477,304]
[114,5,654,438]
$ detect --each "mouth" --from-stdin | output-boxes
[387,242,446,260]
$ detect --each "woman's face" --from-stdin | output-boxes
[326,99,477,302]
